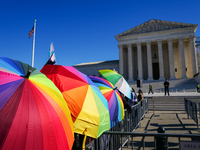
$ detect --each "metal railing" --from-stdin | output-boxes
[103,131,200,150]
[83,98,200,150]
[87,98,148,150]
[184,98,199,130]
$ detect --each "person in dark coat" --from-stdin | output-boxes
[164,79,170,96]
[138,89,144,108]
[120,92,132,113]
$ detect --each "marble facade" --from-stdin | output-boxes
[115,19,198,81]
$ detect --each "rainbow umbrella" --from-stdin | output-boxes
[89,76,124,126]
[0,57,74,150]
[99,69,132,99]
[41,65,110,139]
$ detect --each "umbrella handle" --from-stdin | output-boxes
[82,128,88,150]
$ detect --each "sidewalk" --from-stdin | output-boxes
[128,110,200,150]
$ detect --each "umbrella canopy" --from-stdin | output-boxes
[89,76,124,125]
[99,69,132,99]
[0,57,74,150]
[41,65,110,139]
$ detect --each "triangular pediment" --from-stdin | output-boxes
[116,19,198,37]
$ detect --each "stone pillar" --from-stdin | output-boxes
[137,42,143,80]
[146,41,153,80]
[167,38,176,79]
[127,44,133,82]
[157,40,165,80]
[118,44,123,75]
[190,36,198,76]
[179,38,187,78]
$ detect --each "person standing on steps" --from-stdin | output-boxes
[148,84,153,94]
[197,83,200,92]
[164,79,170,96]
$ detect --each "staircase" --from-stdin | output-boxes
[129,78,200,111]
[147,96,200,111]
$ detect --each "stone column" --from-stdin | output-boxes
[118,44,124,75]
[128,44,133,81]
[127,44,133,82]
[146,41,153,80]
[167,38,176,79]
[157,40,165,80]
[190,36,198,75]
[179,38,187,78]
[137,42,143,80]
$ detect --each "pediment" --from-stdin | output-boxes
[116,19,198,37]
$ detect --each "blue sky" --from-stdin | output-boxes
[0,0,200,70]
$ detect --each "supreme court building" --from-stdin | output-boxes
[116,19,198,81]
[74,19,199,81]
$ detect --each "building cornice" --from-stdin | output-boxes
[117,27,197,45]
[115,19,198,40]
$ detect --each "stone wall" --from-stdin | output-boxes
[73,60,119,77]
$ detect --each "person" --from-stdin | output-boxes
[138,89,144,108]
[120,92,132,113]
[72,133,84,150]
[148,84,153,94]
[131,88,138,105]
[164,79,170,96]
[197,83,200,92]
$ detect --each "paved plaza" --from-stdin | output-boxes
[122,92,200,150]
[129,111,200,150]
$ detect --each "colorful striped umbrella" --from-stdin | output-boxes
[99,69,132,100]
[0,57,74,150]
[41,65,110,139]
[89,76,124,127]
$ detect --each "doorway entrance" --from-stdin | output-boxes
[153,63,159,80]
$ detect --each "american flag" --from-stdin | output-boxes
[28,26,34,38]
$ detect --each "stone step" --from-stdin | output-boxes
[146,96,200,111]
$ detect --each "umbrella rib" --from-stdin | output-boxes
[78,118,98,126]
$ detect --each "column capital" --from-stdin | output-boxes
[146,41,151,45]
[136,42,141,46]
[127,43,132,48]
[167,38,173,43]
[178,37,185,41]
[157,40,162,45]
[189,36,196,41]
[178,38,184,45]
[118,44,123,49]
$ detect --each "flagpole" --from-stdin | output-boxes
[31,19,36,67]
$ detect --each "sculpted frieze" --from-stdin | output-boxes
[118,19,197,37]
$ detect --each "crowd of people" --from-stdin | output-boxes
[120,88,144,113]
